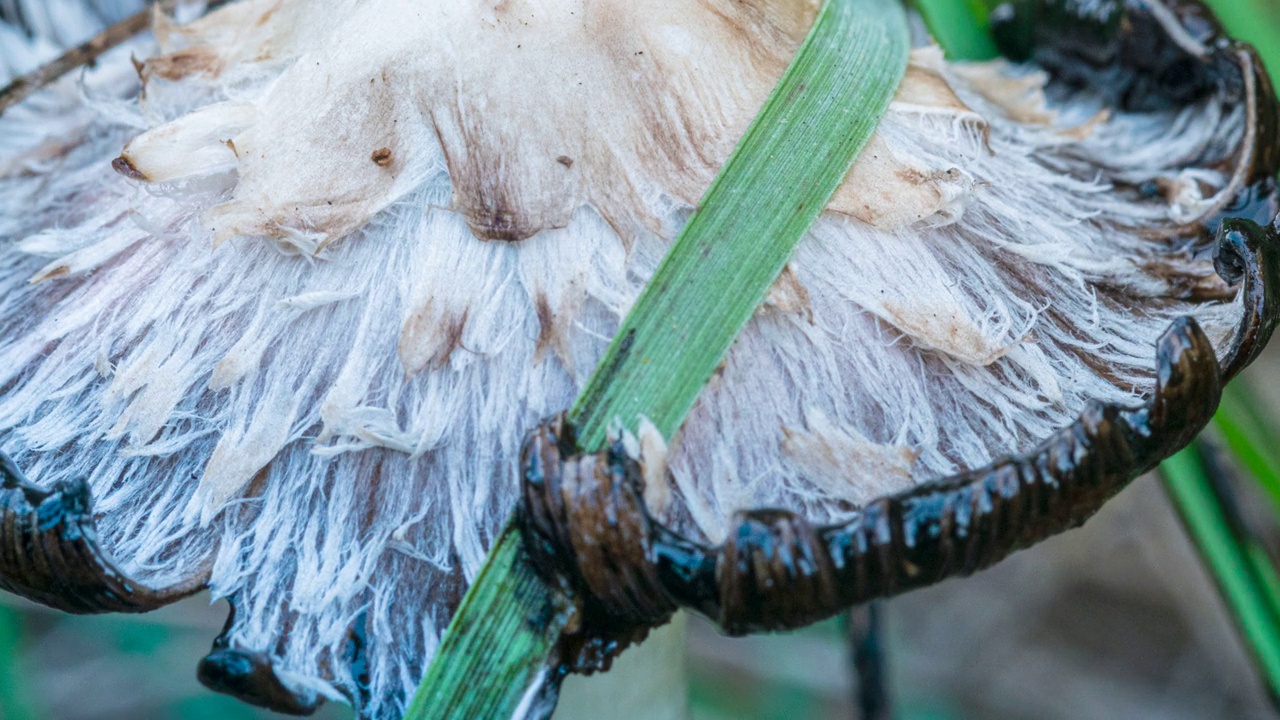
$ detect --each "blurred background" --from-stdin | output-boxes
[4,1,1280,719]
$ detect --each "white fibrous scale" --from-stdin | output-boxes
[0,0,1257,716]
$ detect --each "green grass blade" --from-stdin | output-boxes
[1212,379,1280,516]
[912,0,998,60]
[409,0,911,717]
[569,0,910,450]
[404,524,570,720]
[1161,446,1280,700]
[1246,542,1280,631]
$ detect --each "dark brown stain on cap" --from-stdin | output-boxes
[111,155,148,181]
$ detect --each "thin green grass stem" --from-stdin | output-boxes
[1161,446,1280,701]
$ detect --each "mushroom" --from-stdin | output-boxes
[0,0,1276,717]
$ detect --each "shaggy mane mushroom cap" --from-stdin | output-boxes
[0,0,1276,717]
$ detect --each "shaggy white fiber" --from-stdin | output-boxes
[0,0,1253,716]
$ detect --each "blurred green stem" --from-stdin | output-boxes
[912,0,998,60]
[1161,445,1280,702]
[1202,0,1280,81]
[1212,379,1280,517]
[0,605,34,720]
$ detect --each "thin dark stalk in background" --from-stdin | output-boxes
[0,0,227,117]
